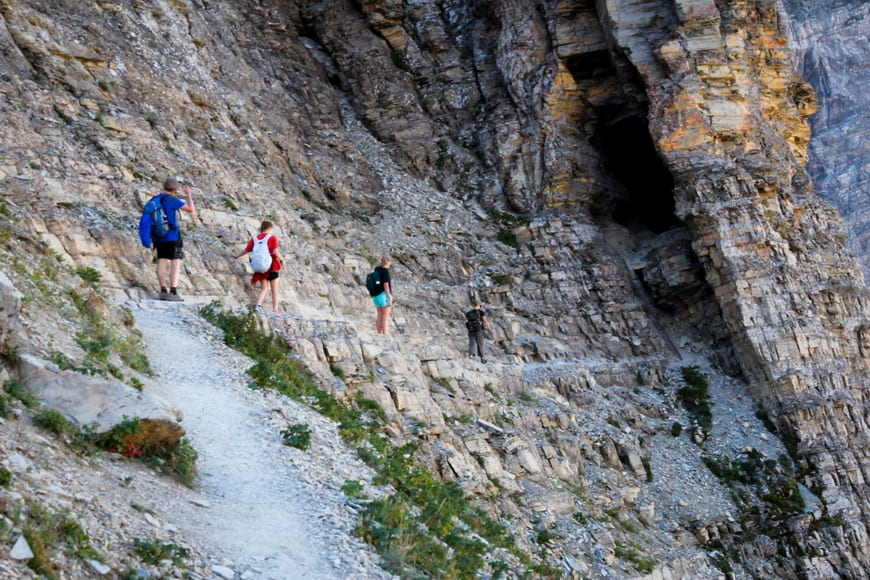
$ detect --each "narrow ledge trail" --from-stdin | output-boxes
[128,300,394,580]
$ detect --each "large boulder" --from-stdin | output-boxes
[16,354,184,448]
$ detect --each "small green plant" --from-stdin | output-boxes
[433,376,455,395]
[281,423,312,451]
[642,457,654,482]
[329,364,345,379]
[86,418,197,486]
[91,417,144,456]
[22,502,101,577]
[53,104,74,124]
[677,365,712,436]
[117,335,153,375]
[497,229,520,251]
[614,540,656,573]
[32,409,78,436]
[4,379,38,409]
[133,537,189,567]
[0,467,12,488]
[155,438,198,487]
[0,393,10,418]
[74,266,102,285]
[534,527,556,545]
[670,422,683,437]
[606,418,620,428]
[341,480,365,499]
[221,197,239,210]
[517,391,535,403]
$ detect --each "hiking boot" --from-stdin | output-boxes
[167,292,184,302]
[159,290,170,301]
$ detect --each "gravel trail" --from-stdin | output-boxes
[128,300,391,580]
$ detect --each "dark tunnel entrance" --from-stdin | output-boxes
[590,113,679,234]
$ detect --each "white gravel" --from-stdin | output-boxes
[128,299,394,580]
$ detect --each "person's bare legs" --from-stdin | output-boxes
[255,280,269,308]
[156,258,169,289]
[169,259,182,288]
[376,304,392,334]
[269,277,280,312]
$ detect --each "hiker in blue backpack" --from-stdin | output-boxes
[152,177,195,301]
[372,255,393,334]
[235,220,284,313]
[465,302,493,362]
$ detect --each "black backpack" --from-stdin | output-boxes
[465,309,483,332]
[366,270,381,297]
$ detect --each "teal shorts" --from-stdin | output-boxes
[373,292,391,307]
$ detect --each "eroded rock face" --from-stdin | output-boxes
[784,1,870,278]
[0,0,868,576]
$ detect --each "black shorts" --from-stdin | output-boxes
[266,271,279,281]
[155,240,184,260]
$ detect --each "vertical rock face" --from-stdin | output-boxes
[625,2,870,574]
[784,0,870,276]
[0,0,868,575]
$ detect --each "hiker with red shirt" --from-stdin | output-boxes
[235,220,285,312]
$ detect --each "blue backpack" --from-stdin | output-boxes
[138,194,173,248]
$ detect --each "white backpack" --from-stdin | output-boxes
[250,233,273,273]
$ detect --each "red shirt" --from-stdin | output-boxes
[244,232,281,280]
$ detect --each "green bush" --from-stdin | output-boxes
[32,409,78,436]
[497,228,520,250]
[0,393,10,418]
[0,467,12,488]
[133,537,189,567]
[677,365,712,434]
[88,418,198,486]
[341,480,365,499]
[280,423,312,451]
[329,364,345,379]
[22,502,100,578]
[3,379,38,409]
[74,267,101,285]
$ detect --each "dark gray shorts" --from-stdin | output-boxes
[155,240,184,260]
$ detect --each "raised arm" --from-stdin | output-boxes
[180,184,196,213]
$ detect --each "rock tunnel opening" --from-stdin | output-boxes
[591,113,679,234]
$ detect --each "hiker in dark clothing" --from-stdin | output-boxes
[465,302,493,362]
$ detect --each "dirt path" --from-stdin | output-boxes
[129,300,391,580]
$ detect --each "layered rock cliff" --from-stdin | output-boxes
[1,0,868,577]
[783,0,870,278]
